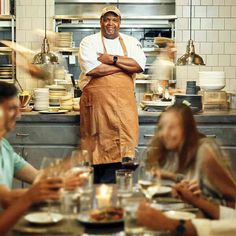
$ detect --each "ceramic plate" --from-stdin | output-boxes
[78,209,124,227]
[24,212,63,225]
[147,186,172,197]
[164,211,196,220]
[39,110,68,114]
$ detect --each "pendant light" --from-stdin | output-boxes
[32,0,58,64]
[177,0,205,66]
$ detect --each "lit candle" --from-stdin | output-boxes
[96,184,112,208]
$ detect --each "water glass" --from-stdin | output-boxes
[123,197,144,235]
[116,169,133,197]
[61,190,80,218]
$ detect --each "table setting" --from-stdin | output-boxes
[9,148,202,236]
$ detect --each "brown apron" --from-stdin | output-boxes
[80,34,138,165]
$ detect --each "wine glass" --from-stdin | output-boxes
[121,146,140,171]
[71,149,90,168]
[40,157,63,217]
[137,148,161,198]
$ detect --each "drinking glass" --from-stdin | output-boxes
[40,157,63,217]
[71,149,90,168]
[116,169,133,197]
[122,197,144,235]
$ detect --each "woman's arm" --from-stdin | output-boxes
[201,146,236,200]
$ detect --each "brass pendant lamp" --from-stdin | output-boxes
[32,0,58,64]
[177,0,205,66]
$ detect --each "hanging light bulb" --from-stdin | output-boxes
[177,0,205,66]
[32,0,58,64]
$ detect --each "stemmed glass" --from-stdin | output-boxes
[40,157,63,218]
[137,148,161,199]
[121,146,140,171]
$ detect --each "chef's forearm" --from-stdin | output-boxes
[87,64,122,77]
[116,56,143,73]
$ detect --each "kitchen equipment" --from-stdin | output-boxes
[174,94,202,112]
[199,71,225,91]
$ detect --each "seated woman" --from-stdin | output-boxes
[137,181,236,236]
[146,103,236,205]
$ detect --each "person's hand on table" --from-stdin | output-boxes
[137,201,175,231]
[97,53,114,65]
[25,178,63,204]
[173,180,202,206]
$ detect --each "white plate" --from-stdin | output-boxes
[147,186,172,197]
[164,211,196,220]
[141,100,173,107]
[24,212,63,224]
[151,203,187,211]
[39,110,68,114]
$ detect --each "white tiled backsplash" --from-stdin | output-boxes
[176,0,236,92]
[15,0,236,92]
[16,0,54,91]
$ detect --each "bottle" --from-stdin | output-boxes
[164,85,170,100]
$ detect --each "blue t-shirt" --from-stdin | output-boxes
[0,138,27,188]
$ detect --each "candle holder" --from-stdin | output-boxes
[96,184,113,209]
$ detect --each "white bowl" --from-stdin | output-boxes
[199,71,225,91]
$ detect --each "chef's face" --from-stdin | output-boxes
[1,96,21,132]
[159,111,184,151]
[100,12,121,39]
[167,42,176,60]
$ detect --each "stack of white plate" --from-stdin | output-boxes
[56,32,73,48]
[34,88,49,111]
[47,85,67,106]
[199,71,225,91]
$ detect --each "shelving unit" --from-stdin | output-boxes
[0,15,15,83]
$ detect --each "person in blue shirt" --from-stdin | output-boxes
[0,81,39,206]
[0,82,84,207]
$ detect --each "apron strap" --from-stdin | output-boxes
[101,33,128,57]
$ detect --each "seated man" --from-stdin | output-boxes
[0,176,63,236]
[137,181,236,236]
[0,82,83,207]
[0,82,39,206]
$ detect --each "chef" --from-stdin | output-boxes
[78,6,146,183]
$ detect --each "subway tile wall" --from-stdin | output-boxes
[16,0,54,90]
[176,0,236,92]
[15,0,236,92]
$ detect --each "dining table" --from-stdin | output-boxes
[7,184,205,236]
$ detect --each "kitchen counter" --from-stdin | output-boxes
[18,110,236,124]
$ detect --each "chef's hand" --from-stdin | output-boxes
[97,53,114,65]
